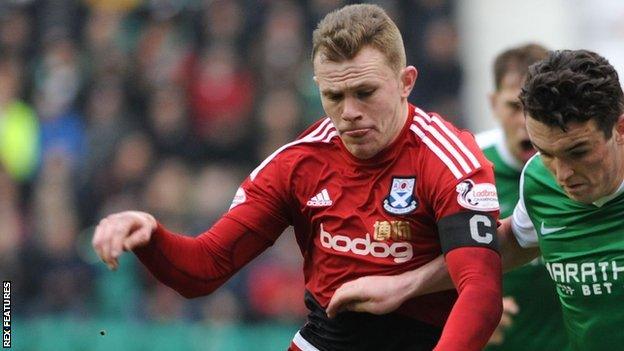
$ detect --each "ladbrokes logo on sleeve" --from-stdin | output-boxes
[455,179,499,211]
[319,224,413,263]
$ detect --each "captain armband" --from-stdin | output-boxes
[438,211,499,254]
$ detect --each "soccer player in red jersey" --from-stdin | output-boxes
[93,4,502,350]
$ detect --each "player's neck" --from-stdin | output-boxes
[388,102,409,145]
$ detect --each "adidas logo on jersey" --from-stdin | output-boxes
[307,189,333,207]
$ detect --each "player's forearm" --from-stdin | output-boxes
[134,217,271,298]
[498,218,540,272]
[399,255,454,298]
[435,247,503,351]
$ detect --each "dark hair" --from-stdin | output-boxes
[493,43,549,90]
[520,49,624,137]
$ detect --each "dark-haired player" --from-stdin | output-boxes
[471,44,567,350]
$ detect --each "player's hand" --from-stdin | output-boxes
[326,275,409,318]
[486,296,519,345]
[92,211,157,271]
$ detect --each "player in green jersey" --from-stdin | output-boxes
[326,49,624,350]
[476,44,568,351]
[511,49,624,350]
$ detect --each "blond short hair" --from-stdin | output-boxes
[312,4,406,73]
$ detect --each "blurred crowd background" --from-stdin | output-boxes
[0,0,463,349]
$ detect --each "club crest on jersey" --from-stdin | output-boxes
[455,179,499,211]
[383,177,418,215]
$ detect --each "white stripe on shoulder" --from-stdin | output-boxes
[410,124,463,179]
[414,106,431,122]
[292,331,321,351]
[307,117,333,138]
[413,115,472,173]
[250,118,336,180]
[431,115,481,168]
[414,108,481,169]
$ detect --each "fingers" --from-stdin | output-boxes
[502,297,519,315]
[93,218,115,270]
[326,282,360,318]
[123,225,153,251]
[92,211,156,270]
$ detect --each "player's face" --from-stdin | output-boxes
[526,116,624,204]
[314,46,416,159]
[490,72,535,164]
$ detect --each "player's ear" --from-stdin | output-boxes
[614,114,624,145]
[313,76,318,85]
[400,66,417,98]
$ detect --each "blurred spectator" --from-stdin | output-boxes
[79,77,136,224]
[23,152,93,317]
[145,284,186,322]
[403,0,463,122]
[134,15,192,92]
[417,17,463,124]
[0,166,25,286]
[190,163,245,230]
[142,157,193,231]
[257,88,302,159]
[257,0,306,90]
[187,42,256,161]
[246,228,306,323]
[200,0,246,48]
[0,56,39,182]
[145,83,200,161]
[34,36,86,171]
[105,131,154,200]
[0,6,35,59]
[199,289,245,326]
[83,7,132,82]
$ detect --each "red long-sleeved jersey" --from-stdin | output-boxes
[135,105,502,350]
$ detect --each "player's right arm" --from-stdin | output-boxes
[92,211,274,298]
[92,152,292,298]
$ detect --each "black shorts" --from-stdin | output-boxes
[296,291,441,351]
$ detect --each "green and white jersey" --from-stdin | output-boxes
[513,154,624,350]
[477,129,567,351]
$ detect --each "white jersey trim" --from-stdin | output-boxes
[415,107,481,169]
[511,154,540,248]
[410,124,463,179]
[292,331,320,351]
[411,107,481,179]
[250,118,337,181]
[414,115,472,173]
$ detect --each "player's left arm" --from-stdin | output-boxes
[431,129,504,349]
[434,211,502,351]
